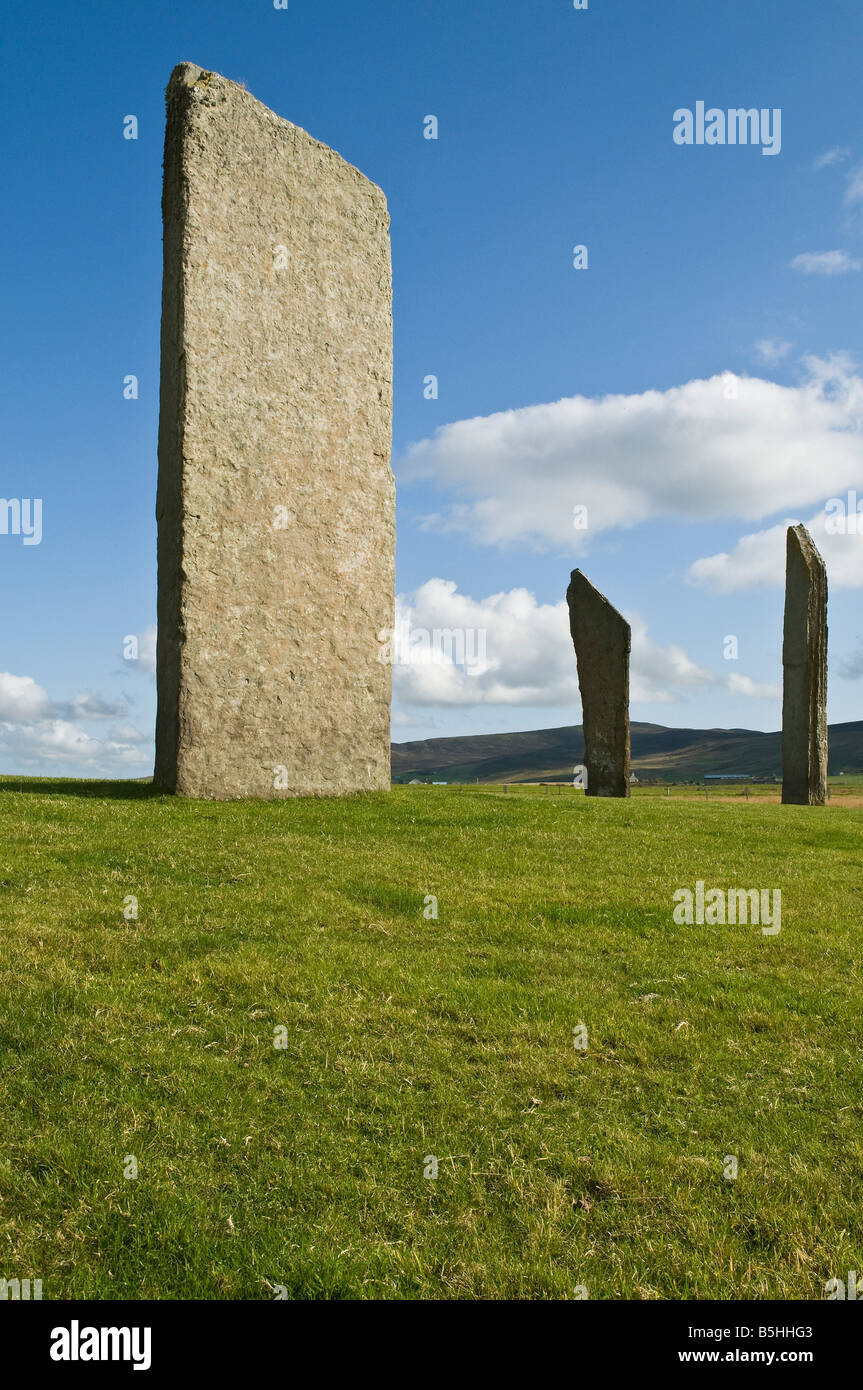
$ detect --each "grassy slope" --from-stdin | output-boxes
[0,780,861,1300]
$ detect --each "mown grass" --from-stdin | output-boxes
[481,776,863,801]
[0,779,861,1300]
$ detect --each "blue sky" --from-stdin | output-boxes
[1,0,862,775]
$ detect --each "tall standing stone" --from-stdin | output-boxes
[155,64,394,798]
[566,569,631,797]
[781,525,828,805]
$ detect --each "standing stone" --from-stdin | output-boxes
[566,570,631,797]
[781,525,828,805]
[155,64,394,798]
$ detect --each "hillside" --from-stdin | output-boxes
[392,720,863,783]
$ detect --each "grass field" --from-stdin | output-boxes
[1,779,861,1300]
[495,777,863,805]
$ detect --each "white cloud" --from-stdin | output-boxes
[0,672,149,773]
[814,147,851,170]
[687,506,863,592]
[790,250,861,275]
[753,338,792,366]
[62,692,128,720]
[0,719,149,769]
[0,673,127,725]
[0,673,52,722]
[628,615,717,704]
[401,358,863,548]
[391,581,774,710]
[687,524,788,592]
[727,673,782,699]
[392,581,573,707]
[391,710,439,729]
[106,722,148,744]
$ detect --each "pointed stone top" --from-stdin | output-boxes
[566,569,629,630]
[787,523,826,577]
[164,63,386,202]
[170,61,208,87]
[166,63,235,102]
[568,568,605,602]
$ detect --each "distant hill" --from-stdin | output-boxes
[391,720,863,784]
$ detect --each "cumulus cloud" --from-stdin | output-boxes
[390,581,776,710]
[401,357,863,549]
[105,722,148,744]
[790,250,861,275]
[0,671,149,773]
[727,673,782,699]
[58,692,128,720]
[0,720,148,769]
[687,504,863,593]
[391,581,573,707]
[0,674,127,724]
[628,615,719,704]
[391,710,439,729]
[0,673,52,722]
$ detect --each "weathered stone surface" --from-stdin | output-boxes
[155,63,394,799]
[566,569,631,797]
[781,524,828,805]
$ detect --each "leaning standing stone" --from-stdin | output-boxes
[566,570,631,797]
[781,525,828,805]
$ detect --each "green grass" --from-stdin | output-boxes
[491,776,863,801]
[1,780,861,1300]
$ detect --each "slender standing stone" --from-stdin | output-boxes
[566,569,631,797]
[155,64,394,798]
[781,525,828,805]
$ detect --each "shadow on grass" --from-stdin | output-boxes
[0,778,163,800]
